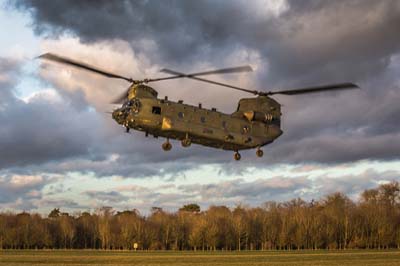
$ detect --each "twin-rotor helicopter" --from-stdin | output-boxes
[39,53,359,160]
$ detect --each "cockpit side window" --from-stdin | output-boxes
[152,106,161,115]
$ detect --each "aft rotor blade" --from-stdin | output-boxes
[38,53,134,83]
[160,69,259,95]
[266,83,359,96]
[191,65,253,76]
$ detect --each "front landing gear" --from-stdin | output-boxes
[256,148,264,157]
[162,139,172,151]
[123,123,130,133]
[234,151,241,161]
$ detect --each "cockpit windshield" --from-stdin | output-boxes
[122,100,133,108]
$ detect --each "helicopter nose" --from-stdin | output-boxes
[111,109,118,120]
[112,109,125,124]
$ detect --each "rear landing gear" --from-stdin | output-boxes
[162,139,172,151]
[181,134,191,147]
[234,151,241,161]
[181,138,191,147]
[256,148,264,157]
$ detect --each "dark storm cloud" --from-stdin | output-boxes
[12,0,400,81]
[7,0,400,166]
[0,56,224,175]
[0,57,102,169]
[1,135,205,178]
[268,1,400,84]
[0,56,210,178]
[11,0,269,65]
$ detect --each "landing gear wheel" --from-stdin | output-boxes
[181,138,191,147]
[162,139,172,151]
[256,148,264,157]
[234,151,241,161]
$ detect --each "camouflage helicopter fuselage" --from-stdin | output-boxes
[112,84,283,152]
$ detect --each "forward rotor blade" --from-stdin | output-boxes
[161,65,252,77]
[111,89,130,104]
[38,53,134,83]
[160,69,259,95]
[159,69,185,76]
[153,65,253,83]
[266,83,359,96]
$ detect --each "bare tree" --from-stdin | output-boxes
[0,182,399,251]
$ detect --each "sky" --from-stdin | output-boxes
[0,0,399,215]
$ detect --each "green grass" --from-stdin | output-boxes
[1,250,399,266]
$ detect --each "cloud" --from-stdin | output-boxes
[85,190,129,204]
[37,198,85,211]
[179,176,310,203]
[7,0,400,166]
[0,52,214,181]
[17,36,400,169]
[11,0,400,82]
[177,170,400,208]
[0,173,50,210]
[9,174,43,187]
[38,38,157,110]
[312,169,400,200]
[0,59,102,169]
[58,169,400,214]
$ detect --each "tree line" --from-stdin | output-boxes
[0,182,399,250]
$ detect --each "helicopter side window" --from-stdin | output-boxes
[152,106,161,115]
[125,99,135,107]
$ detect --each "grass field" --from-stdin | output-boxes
[0,250,399,266]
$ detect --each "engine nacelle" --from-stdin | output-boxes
[243,111,274,123]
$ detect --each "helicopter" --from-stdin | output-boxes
[38,53,359,160]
